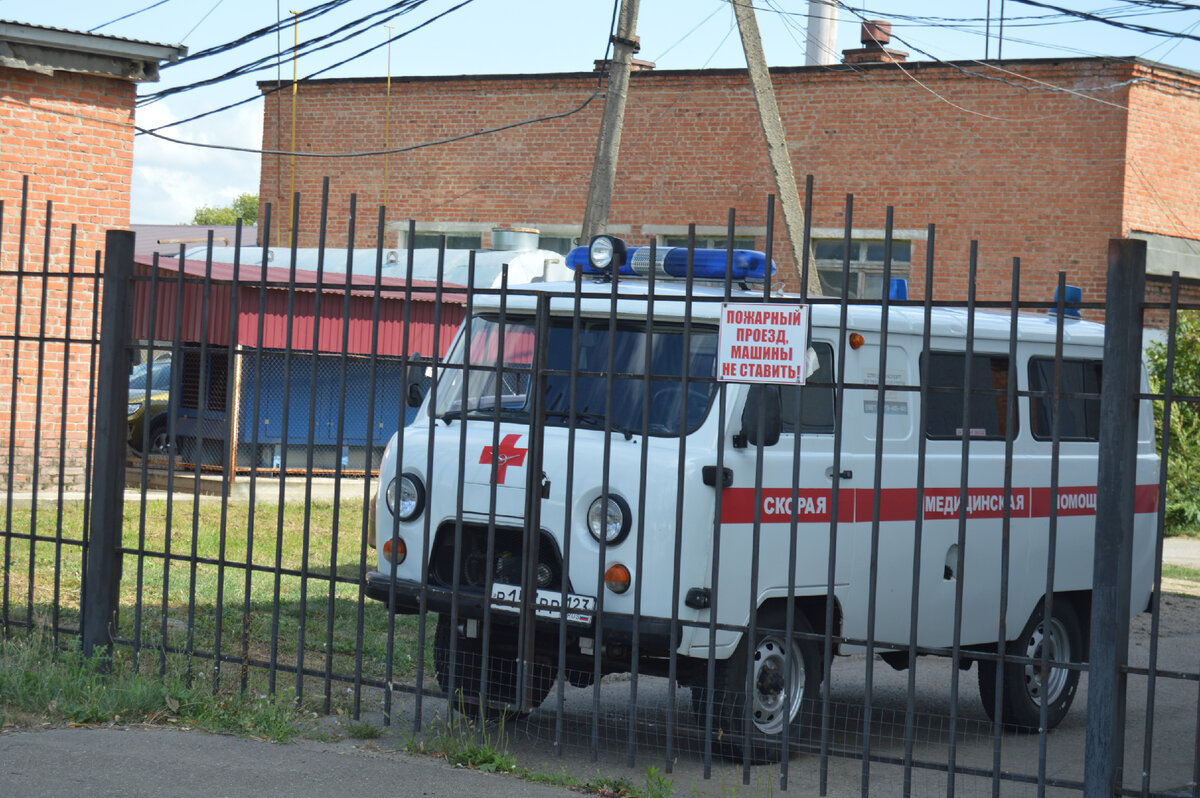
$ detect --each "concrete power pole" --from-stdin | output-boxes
[733,0,823,296]
[581,0,641,244]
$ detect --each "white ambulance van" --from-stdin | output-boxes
[365,235,1158,759]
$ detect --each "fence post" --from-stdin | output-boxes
[81,230,134,658]
[1083,238,1146,797]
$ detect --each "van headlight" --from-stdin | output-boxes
[386,473,425,521]
[587,494,631,545]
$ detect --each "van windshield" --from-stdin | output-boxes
[434,314,719,436]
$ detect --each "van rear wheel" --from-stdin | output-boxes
[694,608,820,764]
[978,599,1083,730]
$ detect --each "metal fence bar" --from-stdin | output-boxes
[859,205,895,795]
[351,203,388,720]
[1084,237,1148,797]
[323,195,358,713]
[81,228,135,658]
[51,224,80,649]
[3,177,30,636]
[1140,270,1178,798]
[26,200,52,629]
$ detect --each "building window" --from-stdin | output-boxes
[537,235,576,256]
[411,232,483,250]
[814,239,911,299]
[661,235,758,251]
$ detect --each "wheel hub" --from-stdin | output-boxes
[750,635,805,735]
[1022,616,1070,706]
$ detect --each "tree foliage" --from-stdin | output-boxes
[1146,310,1200,534]
[191,193,259,225]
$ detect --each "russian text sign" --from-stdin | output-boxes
[717,303,810,384]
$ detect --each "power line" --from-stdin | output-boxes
[89,0,176,33]
[141,0,435,104]
[1007,0,1200,41]
[134,88,602,157]
[137,0,474,133]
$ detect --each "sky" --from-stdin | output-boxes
[5,0,1200,223]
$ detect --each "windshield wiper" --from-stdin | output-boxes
[544,409,635,440]
[441,403,525,425]
[544,409,607,427]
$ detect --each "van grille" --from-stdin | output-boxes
[428,523,565,593]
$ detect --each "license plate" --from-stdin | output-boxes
[489,584,595,624]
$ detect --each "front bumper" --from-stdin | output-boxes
[363,570,679,654]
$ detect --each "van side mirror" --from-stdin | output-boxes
[405,353,426,408]
[737,384,782,447]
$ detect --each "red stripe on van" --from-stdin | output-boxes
[718,488,854,525]
[719,485,1158,525]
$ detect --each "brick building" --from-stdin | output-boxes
[0,22,184,489]
[259,55,1200,309]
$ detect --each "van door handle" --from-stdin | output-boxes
[825,466,852,480]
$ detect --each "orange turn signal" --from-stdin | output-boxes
[604,563,631,594]
[849,332,865,350]
[382,536,407,565]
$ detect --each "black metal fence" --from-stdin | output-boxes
[2,177,1197,798]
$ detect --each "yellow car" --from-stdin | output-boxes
[127,359,173,455]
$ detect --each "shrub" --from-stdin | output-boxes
[1146,310,1200,534]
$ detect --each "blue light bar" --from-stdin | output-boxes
[888,278,908,301]
[1050,284,1082,318]
[566,245,775,281]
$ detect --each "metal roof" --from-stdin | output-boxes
[0,20,185,81]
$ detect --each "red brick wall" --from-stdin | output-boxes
[0,66,136,490]
[258,57,1200,311]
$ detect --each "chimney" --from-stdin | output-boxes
[593,35,654,73]
[842,19,908,65]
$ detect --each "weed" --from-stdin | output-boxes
[343,719,383,739]
[643,766,676,798]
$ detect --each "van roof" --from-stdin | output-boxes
[474,280,1106,347]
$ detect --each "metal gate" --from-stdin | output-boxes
[2,177,1197,797]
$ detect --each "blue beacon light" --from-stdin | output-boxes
[566,240,775,281]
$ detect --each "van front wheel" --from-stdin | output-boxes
[433,616,553,719]
[977,599,1083,730]
[695,609,820,763]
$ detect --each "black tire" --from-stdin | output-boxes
[978,598,1083,730]
[146,419,171,455]
[433,616,554,719]
[693,608,821,764]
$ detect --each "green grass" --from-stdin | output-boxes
[0,631,315,740]
[1162,562,1200,582]
[0,497,433,714]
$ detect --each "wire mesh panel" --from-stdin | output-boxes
[4,178,1200,798]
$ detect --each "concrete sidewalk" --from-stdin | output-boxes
[0,727,574,798]
[1164,535,1200,569]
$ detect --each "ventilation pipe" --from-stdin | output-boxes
[805,0,839,66]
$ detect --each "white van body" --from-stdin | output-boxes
[366,257,1158,758]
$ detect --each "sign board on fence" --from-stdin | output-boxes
[717,303,810,384]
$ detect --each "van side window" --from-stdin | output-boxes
[780,342,835,434]
[923,352,1013,440]
[1028,358,1102,441]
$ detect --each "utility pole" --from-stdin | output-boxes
[581,0,640,243]
[733,0,823,296]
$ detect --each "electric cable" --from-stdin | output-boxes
[89,0,176,33]
[134,87,602,158]
[138,0,474,133]
[141,0,438,104]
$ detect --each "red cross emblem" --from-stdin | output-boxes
[479,433,528,484]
